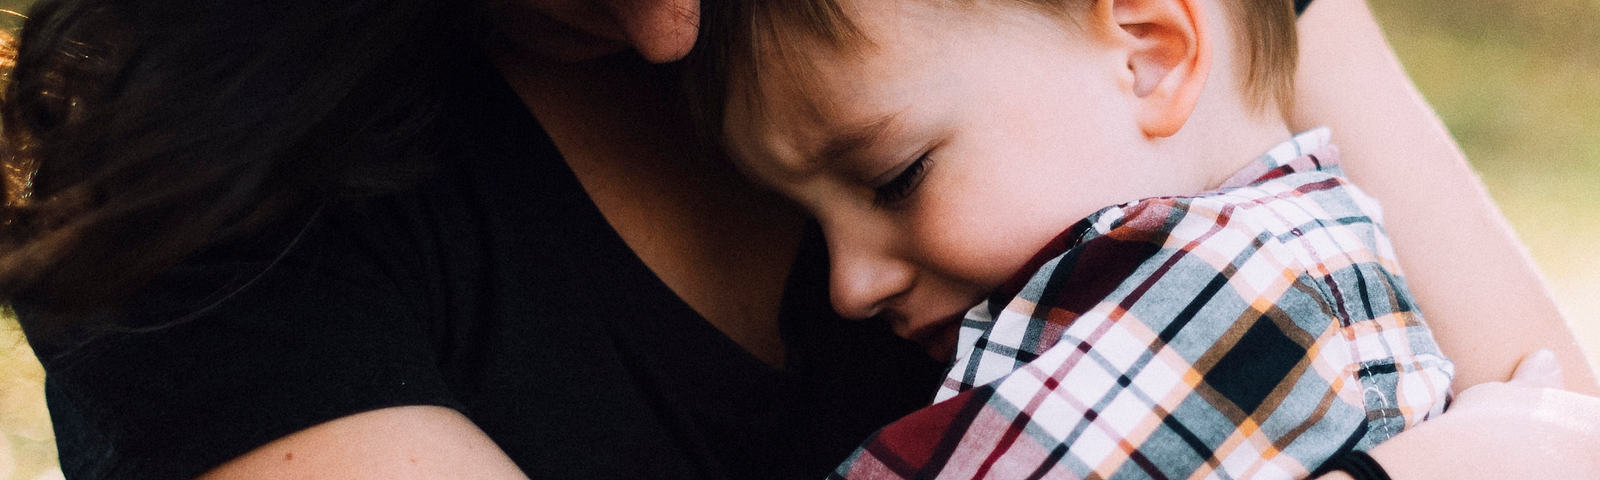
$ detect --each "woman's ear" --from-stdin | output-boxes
[1099,0,1212,138]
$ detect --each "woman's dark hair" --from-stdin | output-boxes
[0,0,464,338]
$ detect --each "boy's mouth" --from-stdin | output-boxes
[896,311,967,362]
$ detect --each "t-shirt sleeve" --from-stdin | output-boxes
[1296,0,1313,15]
[24,210,461,480]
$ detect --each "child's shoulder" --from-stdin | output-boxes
[1073,166,1405,296]
[1086,167,1384,253]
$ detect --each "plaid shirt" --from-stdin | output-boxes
[832,129,1454,480]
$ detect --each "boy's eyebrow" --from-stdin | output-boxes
[810,110,902,166]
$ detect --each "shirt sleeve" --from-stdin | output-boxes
[1296,0,1313,15]
[24,209,461,480]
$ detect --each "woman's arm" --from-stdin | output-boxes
[1289,0,1600,394]
[197,406,530,480]
[1324,350,1600,480]
[1295,2,1600,477]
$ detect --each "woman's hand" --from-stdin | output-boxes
[1352,350,1600,479]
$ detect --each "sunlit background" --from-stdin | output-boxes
[0,1,1597,479]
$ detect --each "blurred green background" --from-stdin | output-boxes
[0,1,1598,479]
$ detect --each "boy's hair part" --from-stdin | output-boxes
[687,0,1298,150]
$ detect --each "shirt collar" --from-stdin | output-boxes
[1217,127,1338,190]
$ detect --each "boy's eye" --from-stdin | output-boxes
[872,153,932,206]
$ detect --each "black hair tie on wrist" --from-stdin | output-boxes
[1328,450,1393,480]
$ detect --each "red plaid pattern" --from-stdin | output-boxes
[833,129,1453,480]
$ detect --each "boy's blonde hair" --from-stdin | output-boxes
[688,0,1298,147]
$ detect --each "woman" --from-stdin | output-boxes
[0,0,1594,479]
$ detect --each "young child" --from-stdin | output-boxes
[697,0,1454,478]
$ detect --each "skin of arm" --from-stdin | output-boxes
[195,406,530,480]
[1364,350,1600,480]
[1290,0,1600,394]
[1296,1,1600,478]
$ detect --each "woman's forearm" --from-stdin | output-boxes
[1317,350,1600,479]
[1290,0,1599,394]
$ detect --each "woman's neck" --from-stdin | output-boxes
[491,49,805,368]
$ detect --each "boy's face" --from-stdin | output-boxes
[724,1,1177,359]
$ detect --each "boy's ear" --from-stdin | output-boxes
[1098,0,1212,138]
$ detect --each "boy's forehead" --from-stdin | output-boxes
[734,0,949,121]
[728,18,879,146]
[748,0,974,60]
[724,49,925,189]
[723,58,857,173]
[724,0,1056,166]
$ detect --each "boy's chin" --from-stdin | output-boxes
[917,321,963,362]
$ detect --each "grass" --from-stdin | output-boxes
[0,1,1598,479]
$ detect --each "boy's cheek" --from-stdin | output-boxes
[907,218,1030,292]
[920,216,1095,303]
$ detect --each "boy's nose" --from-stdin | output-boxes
[827,228,914,321]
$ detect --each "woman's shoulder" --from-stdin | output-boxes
[24,199,465,479]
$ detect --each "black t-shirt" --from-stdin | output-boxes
[25,53,944,480]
